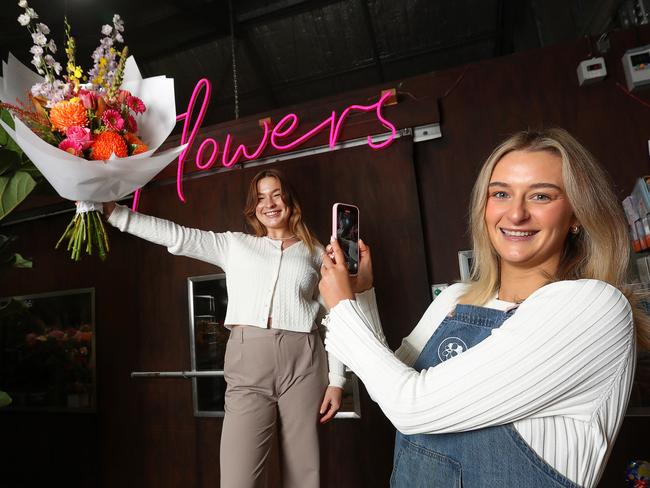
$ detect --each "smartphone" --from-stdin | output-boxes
[332,203,360,275]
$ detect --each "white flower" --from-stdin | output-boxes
[18,0,28,7]
[29,45,43,55]
[101,24,112,36]
[17,13,30,25]
[47,39,57,53]
[36,22,49,34]
[115,33,123,43]
[32,32,47,46]
[25,7,38,18]
[113,14,124,32]
[44,54,55,66]
[53,62,62,75]
[31,54,42,67]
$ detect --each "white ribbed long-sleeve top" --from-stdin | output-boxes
[108,204,346,387]
[325,280,636,488]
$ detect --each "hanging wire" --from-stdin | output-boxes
[616,82,650,110]
[228,0,240,119]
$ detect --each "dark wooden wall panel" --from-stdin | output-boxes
[415,27,650,285]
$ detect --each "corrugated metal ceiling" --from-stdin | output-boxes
[0,0,633,126]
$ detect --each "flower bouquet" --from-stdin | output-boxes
[0,2,186,260]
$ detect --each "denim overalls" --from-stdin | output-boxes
[390,304,581,488]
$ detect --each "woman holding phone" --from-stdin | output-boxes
[104,168,344,488]
[319,128,647,488]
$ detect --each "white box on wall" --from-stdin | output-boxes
[431,283,449,300]
[577,57,607,86]
[458,250,474,281]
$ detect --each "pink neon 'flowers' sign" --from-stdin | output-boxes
[132,78,397,209]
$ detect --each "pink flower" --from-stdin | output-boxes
[102,109,125,131]
[47,329,65,341]
[58,138,83,156]
[126,95,146,114]
[78,89,97,110]
[66,126,93,150]
[126,115,138,133]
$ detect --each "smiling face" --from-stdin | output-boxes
[254,176,292,233]
[485,149,577,275]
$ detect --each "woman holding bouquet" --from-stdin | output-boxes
[104,169,344,488]
[319,128,647,488]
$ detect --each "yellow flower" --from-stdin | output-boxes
[99,57,107,67]
[73,66,83,78]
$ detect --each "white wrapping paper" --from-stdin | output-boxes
[0,53,186,203]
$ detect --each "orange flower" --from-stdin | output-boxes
[124,132,149,155]
[49,100,88,133]
[91,131,128,160]
[123,132,144,145]
[132,144,149,155]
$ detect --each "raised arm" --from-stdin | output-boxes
[105,203,231,269]
[325,279,634,435]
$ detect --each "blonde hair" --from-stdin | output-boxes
[244,168,320,255]
[459,128,650,350]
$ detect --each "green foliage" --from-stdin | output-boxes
[0,170,37,221]
[0,233,32,269]
[0,391,11,408]
[0,108,42,269]
[0,108,40,221]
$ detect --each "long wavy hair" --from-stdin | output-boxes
[459,128,650,350]
[244,168,320,255]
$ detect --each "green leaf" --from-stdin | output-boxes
[0,391,11,408]
[0,115,7,147]
[12,253,32,268]
[0,111,21,156]
[0,149,22,176]
[0,234,27,271]
[3,134,22,156]
[19,162,42,180]
[0,234,17,253]
[0,108,15,130]
[0,170,37,221]
[0,109,15,147]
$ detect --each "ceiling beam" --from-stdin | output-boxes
[237,0,345,24]
[208,30,495,104]
[358,0,385,83]
[238,25,280,108]
[579,0,625,35]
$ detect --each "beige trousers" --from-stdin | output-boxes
[220,325,328,488]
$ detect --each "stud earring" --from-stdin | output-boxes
[570,225,580,235]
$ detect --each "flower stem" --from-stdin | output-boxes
[55,210,110,261]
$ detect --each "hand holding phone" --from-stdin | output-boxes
[332,203,360,275]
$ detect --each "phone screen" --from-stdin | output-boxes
[336,204,359,275]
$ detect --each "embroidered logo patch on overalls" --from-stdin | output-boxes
[437,337,468,361]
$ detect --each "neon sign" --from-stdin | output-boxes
[132,79,397,210]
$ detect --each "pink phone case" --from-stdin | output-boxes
[331,202,360,276]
